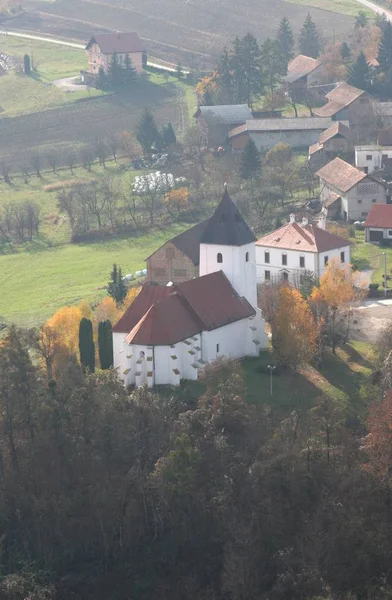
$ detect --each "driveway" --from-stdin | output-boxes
[53,76,89,91]
[354,299,392,342]
[356,0,392,19]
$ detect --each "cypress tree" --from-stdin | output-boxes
[355,10,368,28]
[23,54,31,75]
[108,51,121,86]
[136,108,161,154]
[162,121,176,146]
[98,320,113,369]
[347,51,372,92]
[107,263,127,305]
[299,13,321,58]
[340,42,351,62]
[117,267,127,304]
[79,318,95,373]
[124,53,137,84]
[277,17,295,67]
[240,138,261,180]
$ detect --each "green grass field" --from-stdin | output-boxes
[285,0,372,17]
[351,230,392,288]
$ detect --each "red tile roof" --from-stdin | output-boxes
[319,121,351,144]
[116,271,255,345]
[365,204,392,228]
[288,54,321,76]
[309,141,323,155]
[256,221,351,253]
[112,284,172,333]
[86,32,143,55]
[316,157,366,192]
[315,82,365,117]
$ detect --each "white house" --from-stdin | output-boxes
[365,204,392,243]
[355,145,392,174]
[112,191,268,387]
[316,157,387,221]
[255,213,352,284]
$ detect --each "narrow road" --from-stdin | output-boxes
[0,29,187,72]
[356,0,392,20]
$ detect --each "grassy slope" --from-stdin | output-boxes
[351,230,392,287]
[0,37,103,117]
[285,0,372,17]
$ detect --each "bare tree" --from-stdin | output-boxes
[184,126,207,171]
[29,325,59,382]
[30,152,42,178]
[82,183,107,229]
[65,149,76,175]
[20,161,30,183]
[119,130,140,160]
[24,201,40,239]
[80,145,94,172]
[107,136,118,162]
[0,161,11,184]
[101,175,120,230]
[95,138,108,168]
[57,189,77,229]
[46,151,58,174]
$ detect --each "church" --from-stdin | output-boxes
[112,190,268,387]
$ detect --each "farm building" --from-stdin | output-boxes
[255,212,351,284]
[228,117,332,152]
[364,204,392,243]
[85,32,144,75]
[112,190,268,387]
[316,157,387,221]
[194,104,253,147]
[283,54,322,87]
[308,121,352,169]
[355,145,392,174]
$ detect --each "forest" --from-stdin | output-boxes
[1,323,392,600]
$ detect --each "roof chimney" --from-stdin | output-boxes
[301,217,309,227]
[318,210,327,230]
[289,213,296,224]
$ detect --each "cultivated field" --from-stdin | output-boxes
[7,0,355,67]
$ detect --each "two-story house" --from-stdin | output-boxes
[308,121,352,169]
[316,157,387,221]
[255,213,352,285]
[85,32,144,75]
[355,145,392,175]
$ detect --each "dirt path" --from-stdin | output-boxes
[356,0,392,19]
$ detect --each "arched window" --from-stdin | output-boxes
[217,252,223,263]
[245,252,249,262]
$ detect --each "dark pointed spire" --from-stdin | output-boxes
[201,189,256,246]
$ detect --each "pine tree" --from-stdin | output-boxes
[107,264,127,305]
[162,121,176,147]
[176,62,184,78]
[98,320,113,369]
[23,54,31,75]
[124,53,137,84]
[231,33,264,106]
[277,17,295,67]
[216,46,233,103]
[347,51,372,92]
[136,108,161,154]
[378,21,392,71]
[240,138,261,180]
[355,10,368,28]
[79,317,95,373]
[340,41,351,62]
[299,13,321,58]
[108,51,122,86]
[97,66,107,90]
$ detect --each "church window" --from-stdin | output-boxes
[265,251,270,264]
[245,252,249,262]
[217,252,223,263]
[300,256,305,268]
[282,254,287,266]
[216,344,220,354]
[324,256,329,266]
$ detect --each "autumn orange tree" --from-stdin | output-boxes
[309,258,364,354]
[271,285,319,369]
[46,305,84,357]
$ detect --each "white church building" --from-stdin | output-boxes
[112,191,268,387]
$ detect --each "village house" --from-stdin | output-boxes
[283,54,322,88]
[194,104,253,147]
[85,32,144,76]
[315,82,374,141]
[364,204,392,243]
[308,121,352,169]
[316,157,387,221]
[146,220,208,284]
[355,145,392,175]
[228,117,332,152]
[112,191,268,387]
[255,213,351,284]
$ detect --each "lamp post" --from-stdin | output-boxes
[267,364,276,397]
[383,252,387,298]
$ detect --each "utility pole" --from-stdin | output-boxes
[384,251,387,298]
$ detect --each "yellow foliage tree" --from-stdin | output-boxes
[194,73,219,104]
[163,187,189,213]
[122,286,141,311]
[46,305,83,357]
[79,299,92,319]
[94,296,121,325]
[272,286,319,369]
[309,258,364,354]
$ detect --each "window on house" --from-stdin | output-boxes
[282,272,289,281]
[217,252,223,263]
[265,270,271,280]
[324,256,329,266]
[282,254,287,266]
[165,247,175,260]
[300,256,305,268]
[216,344,220,354]
[372,199,377,203]
[366,155,372,160]
[341,251,345,263]
[389,230,392,236]
[357,199,362,204]
[246,251,249,262]
[361,212,368,216]
[265,251,270,264]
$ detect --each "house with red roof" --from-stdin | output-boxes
[112,191,268,387]
[85,32,144,75]
[255,213,352,284]
[365,204,392,243]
